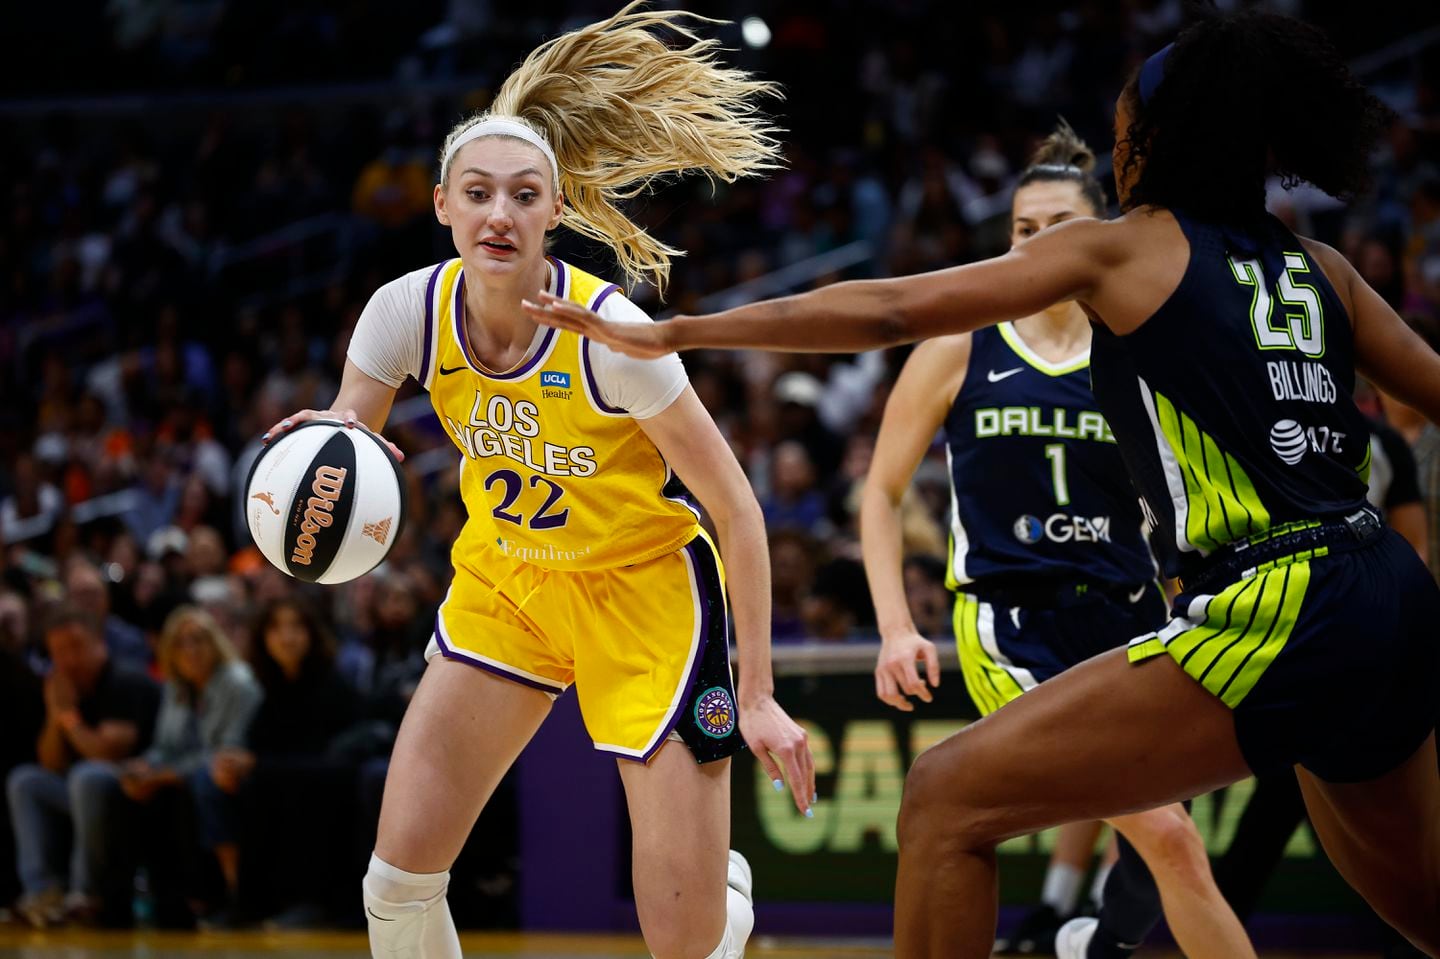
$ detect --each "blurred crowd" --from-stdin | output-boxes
[2,0,1439,933]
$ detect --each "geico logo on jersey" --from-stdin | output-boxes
[1013,513,1113,545]
[445,390,596,476]
[975,406,1115,443]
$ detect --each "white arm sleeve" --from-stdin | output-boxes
[588,293,689,419]
[347,266,432,388]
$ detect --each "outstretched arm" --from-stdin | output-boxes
[523,218,1112,356]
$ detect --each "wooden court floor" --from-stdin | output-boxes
[0,929,1382,957]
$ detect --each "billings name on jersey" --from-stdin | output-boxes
[445,389,597,477]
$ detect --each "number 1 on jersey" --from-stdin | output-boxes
[1044,444,1071,506]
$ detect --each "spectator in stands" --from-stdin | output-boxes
[902,555,951,641]
[801,557,876,641]
[761,441,829,536]
[100,606,261,927]
[190,597,357,923]
[63,558,148,669]
[0,590,44,913]
[769,529,817,642]
[1,453,64,548]
[5,603,158,927]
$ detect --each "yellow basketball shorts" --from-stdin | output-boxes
[426,531,743,764]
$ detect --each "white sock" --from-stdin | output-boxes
[1089,861,1114,910]
[1040,862,1083,915]
[362,853,461,959]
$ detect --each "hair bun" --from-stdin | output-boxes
[1029,118,1096,173]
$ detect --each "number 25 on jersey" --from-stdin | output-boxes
[1229,252,1325,358]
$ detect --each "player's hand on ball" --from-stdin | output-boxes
[262,408,405,461]
[522,291,671,359]
[740,694,815,817]
[875,628,940,712]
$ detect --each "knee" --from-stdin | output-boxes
[630,852,727,959]
[1123,809,1212,886]
[67,761,121,807]
[7,763,48,802]
[898,738,999,856]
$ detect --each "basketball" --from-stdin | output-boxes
[244,420,407,584]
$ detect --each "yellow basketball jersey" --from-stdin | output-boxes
[421,256,699,571]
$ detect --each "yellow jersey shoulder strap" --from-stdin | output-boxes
[420,258,465,392]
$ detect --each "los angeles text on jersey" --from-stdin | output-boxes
[975,406,1115,442]
[444,390,597,477]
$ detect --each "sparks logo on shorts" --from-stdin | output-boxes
[694,686,736,739]
[540,371,571,388]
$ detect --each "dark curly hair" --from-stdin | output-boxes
[1015,118,1107,217]
[1119,4,1393,222]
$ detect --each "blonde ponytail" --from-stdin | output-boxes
[440,2,783,295]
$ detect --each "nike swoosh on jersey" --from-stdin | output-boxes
[366,907,396,922]
[987,368,1023,382]
[438,364,467,376]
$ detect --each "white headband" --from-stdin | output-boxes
[443,118,561,192]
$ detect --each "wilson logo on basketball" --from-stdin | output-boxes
[290,465,349,566]
[362,517,393,545]
[251,491,280,515]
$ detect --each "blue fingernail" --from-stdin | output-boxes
[804,808,814,819]
[772,779,784,792]
[281,419,292,427]
[261,432,269,441]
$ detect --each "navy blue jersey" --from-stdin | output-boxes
[943,323,1156,590]
[1089,212,1372,582]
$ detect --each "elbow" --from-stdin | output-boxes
[709,488,764,534]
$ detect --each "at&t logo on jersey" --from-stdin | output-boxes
[1268,418,1346,466]
[1013,513,1113,545]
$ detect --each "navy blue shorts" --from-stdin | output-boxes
[1129,529,1440,783]
[954,583,1168,716]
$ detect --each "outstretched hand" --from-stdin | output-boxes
[522,291,673,359]
[261,408,405,462]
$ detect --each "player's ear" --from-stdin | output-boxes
[434,183,450,226]
[549,191,563,231]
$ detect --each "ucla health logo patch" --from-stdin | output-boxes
[540,371,571,388]
[694,686,736,739]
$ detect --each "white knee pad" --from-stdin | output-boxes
[362,853,461,959]
[721,850,754,959]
